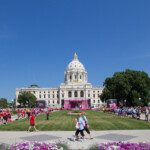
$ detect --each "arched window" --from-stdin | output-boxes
[74,91,78,97]
[68,91,72,97]
[80,75,82,79]
[80,91,84,97]
[70,75,72,80]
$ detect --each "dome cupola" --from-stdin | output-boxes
[64,53,87,84]
[66,53,85,72]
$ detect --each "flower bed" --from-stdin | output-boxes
[98,142,150,150]
[1,142,150,150]
[67,111,81,115]
[0,142,65,150]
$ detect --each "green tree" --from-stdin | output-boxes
[100,69,150,106]
[17,91,37,107]
[0,98,8,108]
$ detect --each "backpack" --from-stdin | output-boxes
[82,120,85,127]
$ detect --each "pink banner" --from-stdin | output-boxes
[69,99,88,102]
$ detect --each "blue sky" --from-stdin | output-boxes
[0,0,150,102]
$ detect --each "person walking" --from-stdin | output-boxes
[81,112,93,139]
[27,113,38,132]
[17,109,21,119]
[74,114,85,141]
[145,107,149,121]
[46,110,50,120]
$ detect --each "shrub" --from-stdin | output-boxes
[72,110,80,113]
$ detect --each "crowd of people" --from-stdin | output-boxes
[0,108,44,125]
[17,108,41,120]
[103,106,150,121]
[0,107,53,133]
[0,110,12,124]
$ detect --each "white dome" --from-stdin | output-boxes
[66,53,85,71]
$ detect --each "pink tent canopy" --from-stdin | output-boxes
[69,99,88,101]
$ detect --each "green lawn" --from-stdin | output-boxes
[0,110,150,131]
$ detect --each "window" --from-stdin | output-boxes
[33,91,35,94]
[49,100,50,104]
[57,95,59,98]
[80,91,84,97]
[93,100,95,103]
[48,95,50,98]
[98,100,100,103]
[53,100,54,104]
[75,75,77,79]
[48,91,50,93]
[70,75,72,80]
[74,91,78,97]
[62,94,64,98]
[93,94,95,98]
[44,95,46,98]
[57,100,59,104]
[39,95,41,98]
[88,94,90,97]
[80,75,82,79]
[68,91,72,97]
[53,95,54,98]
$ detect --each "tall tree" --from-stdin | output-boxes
[17,91,37,107]
[100,69,150,106]
[0,98,8,108]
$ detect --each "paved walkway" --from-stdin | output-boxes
[0,130,150,150]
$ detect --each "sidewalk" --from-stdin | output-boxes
[1,130,150,150]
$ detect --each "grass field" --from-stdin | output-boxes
[0,110,150,131]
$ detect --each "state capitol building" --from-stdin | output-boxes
[16,53,104,108]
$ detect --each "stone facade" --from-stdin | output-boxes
[16,53,104,108]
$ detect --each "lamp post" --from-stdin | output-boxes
[29,100,31,108]
[124,100,127,107]
[139,97,141,103]
[12,99,14,111]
